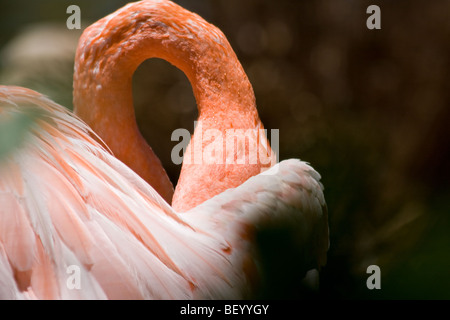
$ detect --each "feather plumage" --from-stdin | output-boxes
[0,86,328,299]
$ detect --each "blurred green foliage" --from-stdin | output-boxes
[0,107,41,161]
[0,0,449,299]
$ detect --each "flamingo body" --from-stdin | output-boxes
[0,0,328,300]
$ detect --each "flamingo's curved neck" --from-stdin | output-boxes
[73,0,272,211]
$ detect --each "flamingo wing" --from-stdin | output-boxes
[184,159,329,295]
[0,86,328,299]
[0,86,204,299]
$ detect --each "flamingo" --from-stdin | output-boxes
[0,0,328,299]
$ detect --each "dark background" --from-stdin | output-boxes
[1,0,449,299]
